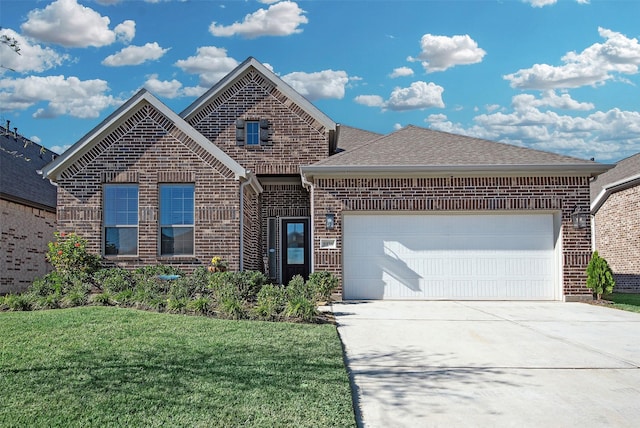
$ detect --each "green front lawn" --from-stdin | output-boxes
[0,307,355,427]
[604,293,640,314]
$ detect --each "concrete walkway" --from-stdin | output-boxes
[332,301,640,428]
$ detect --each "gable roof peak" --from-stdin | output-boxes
[180,56,335,132]
[40,87,247,183]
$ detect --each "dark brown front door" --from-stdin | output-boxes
[281,218,310,285]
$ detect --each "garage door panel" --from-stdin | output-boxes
[343,214,557,300]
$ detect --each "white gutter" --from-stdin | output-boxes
[591,173,640,214]
[301,170,314,274]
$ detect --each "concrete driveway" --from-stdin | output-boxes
[332,301,640,428]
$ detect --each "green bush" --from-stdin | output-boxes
[61,285,90,308]
[284,295,317,322]
[91,291,114,306]
[255,284,286,319]
[93,268,133,293]
[307,271,339,302]
[188,296,212,315]
[286,275,312,300]
[46,232,101,275]
[4,294,31,311]
[218,296,245,320]
[208,271,267,302]
[586,251,616,299]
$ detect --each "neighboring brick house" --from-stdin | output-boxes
[41,57,611,301]
[1,122,58,294]
[590,153,640,292]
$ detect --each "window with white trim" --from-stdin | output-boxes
[159,184,194,256]
[103,184,138,256]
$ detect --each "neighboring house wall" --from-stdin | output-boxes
[0,199,56,294]
[187,68,330,175]
[313,176,594,299]
[594,185,640,291]
[55,102,243,272]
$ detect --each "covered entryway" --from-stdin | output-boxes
[342,213,559,300]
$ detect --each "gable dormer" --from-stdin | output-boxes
[180,57,337,175]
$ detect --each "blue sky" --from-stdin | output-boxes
[1,0,639,162]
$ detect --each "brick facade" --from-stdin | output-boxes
[0,199,56,294]
[187,69,330,175]
[312,176,594,299]
[594,185,640,291]
[55,102,245,273]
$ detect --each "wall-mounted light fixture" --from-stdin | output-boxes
[325,213,335,230]
[571,205,589,229]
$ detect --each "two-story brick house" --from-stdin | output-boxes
[41,57,611,301]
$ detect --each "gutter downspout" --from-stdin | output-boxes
[301,170,314,275]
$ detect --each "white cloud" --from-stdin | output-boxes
[386,81,445,111]
[512,91,594,111]
[209,1,308,38]
[175,46,239,87]
[523,0,557,7]
[428,93,640,161]
[409,34,486,73]
[356,81,445,111]
[0,75,120,118]
[21,0,135,48]
[282,69,349,101]
[354,95,385,107]
[0,28,68,74]
[504,27,640,90]
[523,0,589,7]
[389,67,414,78]
[143,75,183,98]
[393,123,403,130]
[102,42,168,66]
[50,144,70,154]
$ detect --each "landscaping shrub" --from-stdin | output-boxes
[46,232,101,275]
[93,268,133,293]
[187,296,212,315]
[3,294,31,311]
[254,284,286,319]
[307,271,339,303]
[208,271,267,302]
[586,251,616,300]
[284,295,318,322]
[90,291,114,306]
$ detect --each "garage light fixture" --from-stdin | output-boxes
[325,213,335,230]
[571,205,589,229]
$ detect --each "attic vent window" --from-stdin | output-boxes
[236,118,271,146]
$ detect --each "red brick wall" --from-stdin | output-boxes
[0,199,56,294]
[594,185,640,291]
[312,176,593,299]
[187,68,330,175]
[55,102,242,273]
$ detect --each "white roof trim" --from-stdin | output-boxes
[41,90,247,182]
[180,57,336,132]
[591,173,640,214]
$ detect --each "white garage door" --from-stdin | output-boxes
[343,213,557,300]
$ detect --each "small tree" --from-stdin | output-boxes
[586,251,615,300]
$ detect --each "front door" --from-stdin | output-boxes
[281,218,310,285]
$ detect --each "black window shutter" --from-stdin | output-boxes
[259,119,270,144]
[235,119,245,146]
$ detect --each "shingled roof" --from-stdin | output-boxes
[590,152,640,213]
[303,125,611,177]
[335,125,382,153]
[0,124,57,211]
